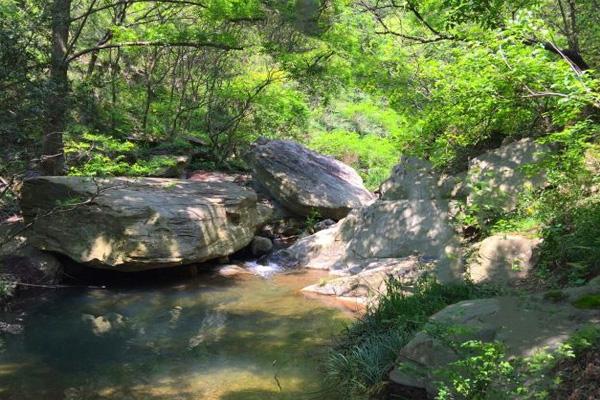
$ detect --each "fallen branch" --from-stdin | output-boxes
[14,282,107,290]
[0,177,128,249]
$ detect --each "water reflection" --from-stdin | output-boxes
[0,268,349,400]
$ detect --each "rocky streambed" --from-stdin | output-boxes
[2,137,598,399]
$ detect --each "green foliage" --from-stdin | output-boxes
[310,130,398,190]
[432,325,600,399]
[435,341,516,400]
[65,133,186,177]
[572,293,600,309]
[325,276,499,398]
[537,193,600,286]
[304,208,322,234]
[308,95,407,189]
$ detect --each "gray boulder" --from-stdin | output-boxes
[467,234,541,287]
[246,139,375,219]
[270,154,467,302]
[467,138,552,214]
[274,199,463,285]
[313,218,336,232]
[250,236,273,256]
[339,200,461,281]
[380,157,439,200]
[389,278,600,397]
[270,218,347,270]
[20,177,271,271]
[380,156,467,201]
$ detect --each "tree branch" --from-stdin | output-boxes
[67,40,244,63]
[70,0,207,22]
[66,0,99,57]
[360,0,454,44]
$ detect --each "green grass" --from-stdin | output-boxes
[324,276,500,399]
[572,294,600,309]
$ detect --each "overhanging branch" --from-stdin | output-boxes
[70,0,207,22]
[67,40,244,63]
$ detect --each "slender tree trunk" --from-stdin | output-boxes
[42,0,71,175]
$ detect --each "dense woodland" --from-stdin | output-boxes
[4,0,598,276]
[1,0,600,399]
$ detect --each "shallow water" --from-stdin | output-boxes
[0,268,351,400]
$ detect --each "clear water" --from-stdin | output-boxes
[0,268,351,400]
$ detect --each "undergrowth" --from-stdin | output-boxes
[324,275,499,399]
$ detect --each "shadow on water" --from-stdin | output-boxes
[0,264,350,400]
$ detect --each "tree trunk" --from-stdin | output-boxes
[41,0,71,176]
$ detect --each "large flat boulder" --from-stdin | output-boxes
[246,139,375,219]
[20,177,271,271]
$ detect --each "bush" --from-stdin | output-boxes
[309,130,398,190]
[434,326,600,400]
[538,195,600,285]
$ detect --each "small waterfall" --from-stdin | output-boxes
[244,260,284,278]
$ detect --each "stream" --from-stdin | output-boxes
[0,265,352,400]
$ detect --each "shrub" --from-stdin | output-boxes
[309,130,398,190]
[538,195,600,286]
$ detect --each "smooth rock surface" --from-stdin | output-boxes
[339,200,461,280]
[467,234,541,286]
[379,156,467,201]
[467,138,551,214]
[275,199,463,283]
[389,279,600,396]
[301,257,425,305]
[20,177,271,270]
[271,219,346,270]
[246,139,375,219]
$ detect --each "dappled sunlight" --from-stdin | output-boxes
[21,177,263,271]
[84,235,119,265]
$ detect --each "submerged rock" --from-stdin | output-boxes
[301,257,424,305]
[20,177,271,271]
[246,139,375,219]
[0,321,24,335]
[81,313,127,336]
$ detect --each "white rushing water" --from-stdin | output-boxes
[244,260,285,278]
